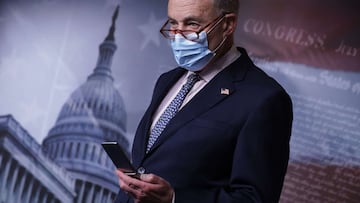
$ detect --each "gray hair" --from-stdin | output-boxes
[213,0,239,15]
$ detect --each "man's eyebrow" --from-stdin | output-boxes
[168,17,177,22]
[168,15,203,23]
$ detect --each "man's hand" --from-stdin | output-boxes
[116,169,174,203]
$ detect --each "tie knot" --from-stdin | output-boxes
[186,73,200,85]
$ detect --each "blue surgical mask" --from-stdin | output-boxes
[170,31,215,72]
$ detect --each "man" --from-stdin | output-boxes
[115,0,293,202]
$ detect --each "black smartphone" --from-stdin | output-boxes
[101,141,139,177]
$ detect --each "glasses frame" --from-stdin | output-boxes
[160,14,226,42]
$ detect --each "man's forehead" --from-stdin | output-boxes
[168,0,217,21]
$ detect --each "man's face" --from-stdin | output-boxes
[167,0,225,51]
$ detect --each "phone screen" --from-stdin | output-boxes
[101,141,136,175]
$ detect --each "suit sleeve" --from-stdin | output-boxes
[229,89,293,202]
[175,90,293,203]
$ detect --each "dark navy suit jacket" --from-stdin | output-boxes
[115,48,293,203]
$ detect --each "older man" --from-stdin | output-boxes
[115,0,293,202]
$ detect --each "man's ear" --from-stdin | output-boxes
[222,13,237,36]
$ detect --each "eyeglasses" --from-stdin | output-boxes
[160,14,225,42]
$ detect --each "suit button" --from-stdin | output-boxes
[137,167,146,174]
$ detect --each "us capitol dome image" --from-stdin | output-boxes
[0,6,128,203]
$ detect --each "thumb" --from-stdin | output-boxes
[140,173,159,183]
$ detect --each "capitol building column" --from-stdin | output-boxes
[24,175,35,203]
[0,156,11,202]
[15,167,27,203]
[8,159,20,202]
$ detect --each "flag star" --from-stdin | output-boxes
[137,13,165,50]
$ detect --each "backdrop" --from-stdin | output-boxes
[0,0,359,202]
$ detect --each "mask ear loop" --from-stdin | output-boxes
[206,15,229,55]
[212,35,228,55]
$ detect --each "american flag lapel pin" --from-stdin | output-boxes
[221,88,230,95]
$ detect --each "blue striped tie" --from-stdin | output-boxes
[147,73,200,152]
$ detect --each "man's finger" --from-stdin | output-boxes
[123,182,145,198]
[117,169,148,188]
[140,173,164,184]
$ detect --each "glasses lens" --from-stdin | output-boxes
[182,31,199,41]
[161,30,200,41]
[160,19,208,41]
[162,30,176,38]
